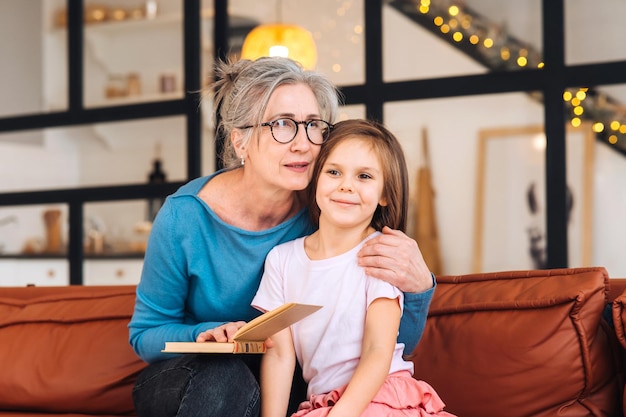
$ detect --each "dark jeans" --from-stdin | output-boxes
[132,354,307,417]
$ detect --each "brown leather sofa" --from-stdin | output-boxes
[0,267,624,417]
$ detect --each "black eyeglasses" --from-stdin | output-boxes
[240,118,333,145]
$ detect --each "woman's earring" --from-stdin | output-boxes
[240,155,245,166]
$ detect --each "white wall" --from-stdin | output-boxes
[593,142,626,278]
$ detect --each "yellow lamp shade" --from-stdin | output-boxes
[241,24,317,70]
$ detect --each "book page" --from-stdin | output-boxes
[234,303,322,341]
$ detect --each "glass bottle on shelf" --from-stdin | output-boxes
[147,143,167,222]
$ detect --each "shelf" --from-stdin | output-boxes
[0,254,67,260]
[51,12,184,35]
[0,252,144,260]
[90,91,184,108]
[51,11,257,36]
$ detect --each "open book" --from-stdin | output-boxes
[162,302,322,354]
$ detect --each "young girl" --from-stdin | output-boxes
[252,119,454,417]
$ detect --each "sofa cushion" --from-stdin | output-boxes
[0,285,146,415]
[614,289,626,350]
[614,288,626,415]
[409,267,622,417]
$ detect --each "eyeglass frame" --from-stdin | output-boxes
[238,118,334,145]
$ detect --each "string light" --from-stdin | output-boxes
[392,0,626,152]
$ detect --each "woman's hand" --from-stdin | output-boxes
[358,226,433,293]
[196,322,276,348]
[196,321,246,343]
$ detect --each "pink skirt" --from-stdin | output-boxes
[292,371,456,417]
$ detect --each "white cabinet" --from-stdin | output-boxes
[0,260,18,287]
[84,259,143,286]
[0,259,69,287]
[19,260,69,286]
[0,258,144,287]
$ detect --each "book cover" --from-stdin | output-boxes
[162,302,322,354]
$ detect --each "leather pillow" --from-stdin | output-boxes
[614,289,626,350]
[614,289,626,415]
[0,285,146,415]
[409,267,622,417]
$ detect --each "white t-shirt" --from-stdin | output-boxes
[252,232,414,397]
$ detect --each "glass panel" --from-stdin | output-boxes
[84,200,149,256]
[384,92,544,275]
[0,116,186,193]
[338,104,366,121]
[565,0,626,65]
[384,0,543,82]
[201,119,217,176]
[568,82,626,277]
[79,0,185,108]
[0,1,52,117]
[228,0,365,87]
[0,204,68,256]
[42,0,68,112]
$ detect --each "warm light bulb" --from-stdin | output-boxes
[269,45,289,57]
[563,91,572,101]
[241,24,318,70]
[593,122,605,133]
[532,134,546,151]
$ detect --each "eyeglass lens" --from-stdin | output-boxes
[270,119,330,144]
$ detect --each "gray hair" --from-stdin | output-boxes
[205,57,341,168]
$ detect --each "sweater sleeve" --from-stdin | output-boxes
[398,273,436,355]
[128,197,225,363]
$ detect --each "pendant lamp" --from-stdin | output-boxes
[240,2,317,69]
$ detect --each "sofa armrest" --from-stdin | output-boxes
[614,288,626,350]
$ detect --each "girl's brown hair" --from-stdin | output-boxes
[307,119,409,232]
